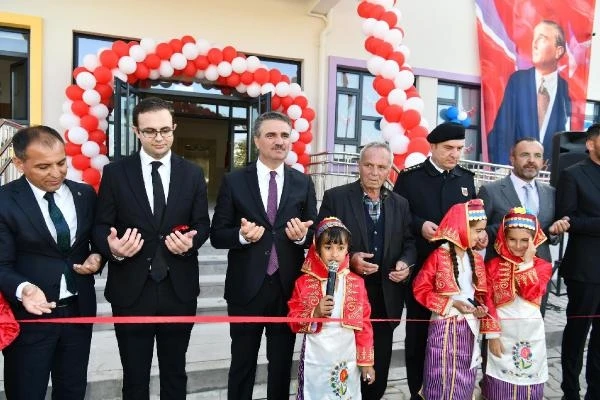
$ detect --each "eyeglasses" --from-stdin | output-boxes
[137,127,175,138]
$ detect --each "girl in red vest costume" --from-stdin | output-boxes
[288,217,375,399]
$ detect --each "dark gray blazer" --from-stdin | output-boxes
[478,175,558,262]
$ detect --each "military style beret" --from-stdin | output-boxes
[427,122,466,144]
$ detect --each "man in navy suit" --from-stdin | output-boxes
[210,111,317,399]
[488,20,571,165]
[0,126,101,400]
[94,97,210,399]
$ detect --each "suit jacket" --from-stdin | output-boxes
[488,67,571,165]
[93,152,210,308]
[555,158,600,283]
[0,177,97,319]
[210,162,317,306]
[317,180,416,324]
[478,175,557,262]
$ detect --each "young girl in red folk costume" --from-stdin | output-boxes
[412,199,493,400]
[288,217,375,399]
[481,207,552,400]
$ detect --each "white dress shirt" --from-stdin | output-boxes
[535,69,558,144]
[509,173,539,214]
[140,148,171,212]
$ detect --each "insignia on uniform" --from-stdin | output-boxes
[461,187,468,197]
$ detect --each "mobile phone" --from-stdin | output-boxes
[467,298,481,307]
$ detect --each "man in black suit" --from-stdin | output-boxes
[557,123,600,400]
[393,122,484,399]
[317,141,416,399]
[0,126,101,399]
[93,97,210,400]
[210,111,317,400]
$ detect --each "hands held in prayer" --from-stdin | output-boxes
[240,218,265,243]
[360,366,376,385]
[549,216,570,235]
[422,221,438,241]
[108,227,144,258]
[389,261,411,283]
[351,252,379,276]
[488,338,505,358]
[285,218,313,242]
[73,253,102,275]
[21,284,55,315]
[314,295,334,318]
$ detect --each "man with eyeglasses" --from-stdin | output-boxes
[94,97,210,400]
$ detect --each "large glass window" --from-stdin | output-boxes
[436,82,481,160]
[0,27,30,124]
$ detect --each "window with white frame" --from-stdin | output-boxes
[585,100,600,128]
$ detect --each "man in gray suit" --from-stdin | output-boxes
[478,137,570,262]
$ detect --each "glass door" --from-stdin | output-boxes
[247,92,271,162]
[112,78,140,160]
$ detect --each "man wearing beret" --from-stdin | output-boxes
[393,122,485,400]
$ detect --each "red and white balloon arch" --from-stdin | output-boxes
[60,36,315,190]
[357,0,431,172]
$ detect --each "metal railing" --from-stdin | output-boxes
[0,119,25,186]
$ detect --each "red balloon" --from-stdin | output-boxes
[127,41,138,49]
[72,154,91,171]
[364,36,379,53]
[406,125,428,139]
[299,131,312,144]
[271,95,282,110]
[222,46,237,62]
[380,11,398,28]
[226,73,241,87]
[401,109,421,130]
[80,115,99,132]
[384,105,403,123]
[135,63,150,80]
[375,98,389,115]
[292,141,306,155]
[127,75,138,85]
[66,85,84,101]
[71,101,89,117]
[82,168,101,186]
[207,48,223,65]
[181,35,195,44]
[72,66,87,80]
[406,86,419,98]
[93,66,112,84]
[99,50,119,69]
[112,40,129,57]
[281,96,294,109]
[99,143,108,155]
[216,76,228,86]
[301,107,315,122]
[145,54,161,69]
[240,71,254,85]
[374,77,395,96]
[293,96,308,109]
[88,129,107,144]
[281,75,291,84]
[357,1,374,18]
[375,42,393,58]
[65,142,81,156]
[194,55,209,70]
[253,68,269,85]
[387,51,405,66]
[95,84,113,100]
[183,60,197,77]
[169,39,183,53]
[393,153,407,166]
[297,153,310,166]
[407,137,430,155]
[269,69,282,84]
[156,43,173,60]
[369,4,385,19]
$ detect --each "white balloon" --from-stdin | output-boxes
[91,154,110,171]
[68,126,89,144]
[405,152,427,167]
[419,117,430,130]
[66,156,73,169]
[231,57,247,74]
[217,61,233,77]
[390,9,402,26]
[90,104,109,120]
[388,133,409,154]
[129,45,147,62]
[367,56,385,76]
[246,56,261,72]
[384,28,404,48]
[81,140,100,157]
[235,83,247,93]
[382,122,403,141]
[291,163,304,173]
[372,20,390,39]
[83,54,99,71]
[290,129,300,143]
[289,83,302,98]
[182,42,199,60]
[76,72,97,90]
[159,60,174,78]
[62,100,73,113]
[118,56,136,75]
[170,53,187,70]
[287,105,302,120]
[246,82,261,98]
[380,60,400,79]
[403,97,424,112]
[204,65,219,81]
[374,0,394,7]
[294,118,309,133]
[397,44,411,59]
[261,83,275,95]
[275,82,290,97]
[59,113,80,130]
[66,167,83,182]
[149,69,161,80]
[362,18,378,36]
[285,151,298,165]
[139,38,157,53]
[387,88,407,106]
[304,144,312,154]
[457,111,468,121]
[394,69,414,90]
[195,38,211,55]
[111,68,128,83]
[82,90,101,106]
[98,119,109,131]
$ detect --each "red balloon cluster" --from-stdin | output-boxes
[357,0,430,170]
[61,37,317,187]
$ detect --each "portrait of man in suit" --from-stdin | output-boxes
[93,97,210,399]
[557,124,600,400]
[488,20,571,165]
[0,125,101,399]
[210,111,317,400]
[479,138,569,262]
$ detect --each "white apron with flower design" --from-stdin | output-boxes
[300,278,361,399]
[486,296,548,385]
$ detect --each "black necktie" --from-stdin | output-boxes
[150,161,168,282]
[44,192,76,293]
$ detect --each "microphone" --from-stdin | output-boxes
[326,261,338,297]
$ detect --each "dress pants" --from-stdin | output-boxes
[561,279,600,400]
[3,299,92,400]
[404,283,432,400]
[227,272,296,400]
[111,275,197,400]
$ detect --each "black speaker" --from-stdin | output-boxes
[550,131,587,187]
